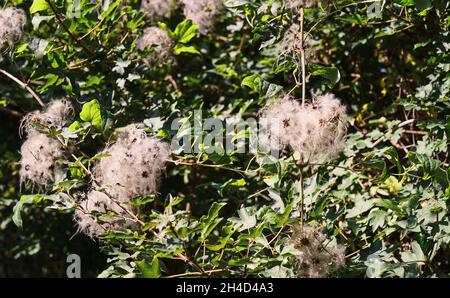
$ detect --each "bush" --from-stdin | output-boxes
[0,0,448,278]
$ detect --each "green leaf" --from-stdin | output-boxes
[346,198,378,218]
[414,0,432,12]
[241,74,260,93]
[219,178,246,196]
[394,0,414,6]
[382,176,402,195]
[230,207,256,232]
[13,195,45,228]
[68,163,84,179]
[400,241,427,263]
[205,224,236,251]
[30,0,50,14]
[173,44,200,55]
[15,43,29,54]
[173,19,198,43]
[136,257,161,278]
[368,209,387,232]
[68,120,82,132]
[309,64,341,87]
[199,202,227,241]
[241,74,283,99]
[79,99,102,130]
[376,199,403,215]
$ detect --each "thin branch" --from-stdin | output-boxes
[0,107,23,119]
[0,69,45,107]
[45,0,94,56]
[166,158,255,175]
[299,164,305,228]
[55,136,145,226]
[300,7,306,106]
[164,269,227,278]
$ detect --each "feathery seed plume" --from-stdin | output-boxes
[181,0,223,35]
[0,7,26,50]
[137,26,173,66]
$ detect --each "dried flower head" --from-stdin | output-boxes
[277,24,314,65]
[19,130,64,188]
[137,26,173,66]
[290,224,345,278]
[140,0,177,21]
[74,125,170,238]
[74,190,138,238]
[19,100,74,188]
[283,0,318,9]
[181,0,223,35]
[259,94,347,161]
[94,125,170,199]
[0,7,26,49]
[21,99,74,135]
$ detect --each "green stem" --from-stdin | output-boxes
[299,164,305,229]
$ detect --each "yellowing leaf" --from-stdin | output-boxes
[79,99,102,130]
[30,0,49,14]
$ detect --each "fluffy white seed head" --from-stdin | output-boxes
[283,0,318,9]
[74,125,170,238]
[290,224,345,278]
[95,125,170,199]
[259,94,347,161]
[181,0,223,35]
[74,190,138,238]
[19,100,74,188]
[137,26,173,66]
[140,0,177,21]
[21,99,74,134]
[0,7,26,49]
[19,130,64,188]
[277,24,314,64]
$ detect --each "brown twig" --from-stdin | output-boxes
[0,69,45,107]
[0,107,23,119]
[54,136,145,226]
[45,0,94,56]
[300,7,306,106]
[164,269,227,278]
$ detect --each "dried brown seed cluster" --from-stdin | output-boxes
[290,224,345,278]
[181,0,223,35]
[19,100,74,188]
[74,125,170,238]
[140,0,177,22]
[137,26,173,66]
[0,7,26,49]
[260,94,347,162]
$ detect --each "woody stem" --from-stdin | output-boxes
[300,6,306,106]
[299,164,305,229]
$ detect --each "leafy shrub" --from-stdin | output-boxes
[0,0,448,278]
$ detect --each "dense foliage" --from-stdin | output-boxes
[0,0,448,277]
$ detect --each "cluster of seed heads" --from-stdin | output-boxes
[277,24,314,65]
[181,0,223,35]
[260,94,347,162]
[19,100,74,189]
[74,190,138,238]
[21,99,74,135]
[0,7,26,51]
[137,26,173,66]
[290,224,345,278]
[74,125,170,238]
[283,0,318,9]
[140,0,177,22]
[95,125,170,198]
